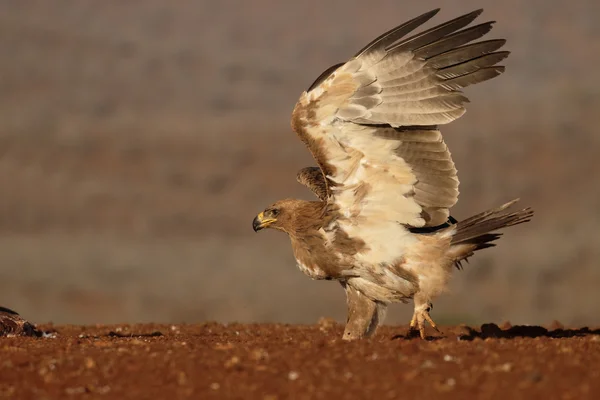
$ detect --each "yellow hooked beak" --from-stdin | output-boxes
[252,212,277,232]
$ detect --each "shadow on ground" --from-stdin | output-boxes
[392,322,600,341]
[459,323,600,340]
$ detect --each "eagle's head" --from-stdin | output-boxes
[252,200,294,233]
[253,199,326,234]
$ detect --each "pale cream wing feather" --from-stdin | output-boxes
[291,9,507,265]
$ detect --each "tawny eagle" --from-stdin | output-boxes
[253,9,533,340]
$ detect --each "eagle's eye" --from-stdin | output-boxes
[269,209,280,218]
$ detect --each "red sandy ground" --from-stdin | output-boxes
[1,321,599,400]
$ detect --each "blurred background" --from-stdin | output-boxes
[0,0,599,327]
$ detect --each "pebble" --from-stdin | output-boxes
[84,357,96,369]
[288,371,299,381]
[499,363,512,372]
[500,321,513,330]
[224,356,240,369]
[317,317,336,331]
[177,371,187,385]
[65,386,86,395]
[214,342,234,351]
[250,348,269,361]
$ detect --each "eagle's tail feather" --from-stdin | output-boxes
[446,199,533,269]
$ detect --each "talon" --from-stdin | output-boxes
[409,314,417,329]
[423,313,440,332]
[409,302,440,339]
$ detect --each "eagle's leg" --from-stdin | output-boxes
[340,282,386,340]
[409,297,440,339]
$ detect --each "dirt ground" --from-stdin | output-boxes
[1,319,599,400]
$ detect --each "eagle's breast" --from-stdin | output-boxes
[290,227,345,280]
[294,257,329,280]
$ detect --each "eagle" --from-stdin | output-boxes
[252,8,533,340]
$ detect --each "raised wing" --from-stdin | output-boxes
[291,8,507,241]
[296,166,329,201]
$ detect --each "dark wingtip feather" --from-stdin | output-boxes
[429,39,508,70]
[387,9,486,53]
[415,21,497,60]
[354,8,441,57]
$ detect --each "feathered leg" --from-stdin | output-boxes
[341,282,387,340]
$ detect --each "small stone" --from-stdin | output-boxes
[209,383,220,390]
[318,317,336,331]
[250,348,269,361]
[65,386,86,395]
[288,371,299,381]
[421,360,435,369]
[177,371,187,385]
[443,354,454,362]
[84,357,96,369]
[499,363,512,372]
[560,345,574,353]
[224,356,240,369]
[500,321,513,330]
[214,342,234,351]
[369,353,378,361]
[446,378,456,387]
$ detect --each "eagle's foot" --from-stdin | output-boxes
[409,302,440,339]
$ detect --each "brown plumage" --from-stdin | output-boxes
[253,8,533,340]
[0,307,41,337]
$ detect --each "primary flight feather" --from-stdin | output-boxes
[253,8,533,340]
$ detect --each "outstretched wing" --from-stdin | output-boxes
[290,9,508,264]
